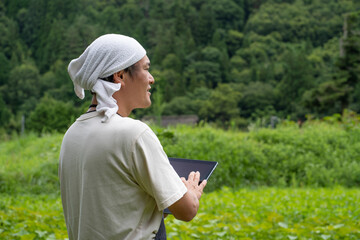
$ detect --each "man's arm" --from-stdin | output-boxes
[167,171,207,222]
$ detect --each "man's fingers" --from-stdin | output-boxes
[181,177,186,184]
[182,172,208,200]
[188,171,195,181]
[199,179,207,189]
[184,171,207,192]
[188,171,201,182]
[194,171,200,183]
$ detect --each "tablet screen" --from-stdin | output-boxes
[168,157,218,183]
[164,158,218,215]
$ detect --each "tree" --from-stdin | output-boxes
[162,53,183,73]
[4,63,41,114]
[20,0,48,49]
[192,4,216,46]
[1,0,359,129]
[304,11,360,115]
[0,94,11,126]
[185,61,222,89]
[302,78,351,116]
[226,30,244,57]
[27,95,79,133]
[158,69,184,101]
[244,0,351,46]
[208,0,245,31]
[276,45,315,117]
[118,2,144,35]
[163,96,195,116]
[152,26,176,65]
[3,0,29,16]
[39,18,67,71]
[199,83,241,125]
[0,53,10,85]
[337,11,360,100]
[0,14,18,59]
[238,81,276,118]
[63,15,99,63]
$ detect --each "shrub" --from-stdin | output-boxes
[27,95,80,133]
[1,121,360,195]
[161,122,360,190]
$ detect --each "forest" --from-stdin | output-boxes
[1,0,360,133]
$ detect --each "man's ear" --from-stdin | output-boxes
[113,70,125,84]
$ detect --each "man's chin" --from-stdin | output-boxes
[141,101,152,109]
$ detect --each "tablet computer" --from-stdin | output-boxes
[164,157,218,214]
[168,157,218,183]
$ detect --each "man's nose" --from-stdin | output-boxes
[149,73,155,84]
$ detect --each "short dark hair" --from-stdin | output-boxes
[100,64,137,83]
[91,64,137,95]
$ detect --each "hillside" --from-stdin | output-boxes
[0,0,360,133]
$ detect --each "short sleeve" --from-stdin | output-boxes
[131,129,187,211]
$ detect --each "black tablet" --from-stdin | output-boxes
[168,157,218,183]
[164,157,218,214]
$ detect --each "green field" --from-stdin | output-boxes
[1,188,359,239]
[1,122,360,239]
[166,187,360,240]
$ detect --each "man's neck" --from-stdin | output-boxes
[91,94,132,117]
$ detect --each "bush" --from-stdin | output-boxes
[160,122,360,190]
[1,121,360,195]
[27,95,80,133]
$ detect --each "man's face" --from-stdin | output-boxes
[123,55,154,110]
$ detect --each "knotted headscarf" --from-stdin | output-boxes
[68,34,146,122]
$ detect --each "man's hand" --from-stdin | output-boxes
[181,171,207,200]
[168,171,207,221]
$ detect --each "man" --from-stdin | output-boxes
[59,34,207,240]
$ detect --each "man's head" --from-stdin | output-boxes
[113,55,154,114]
[67,34,147,121]
[68,34,146,99]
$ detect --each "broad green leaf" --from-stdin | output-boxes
[287,235,297,240]
[321,235,331,240]
[278,222,288,228]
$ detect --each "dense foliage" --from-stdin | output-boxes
[1,188,359,239]
[1,116,359,196]
[165,187,360,239]
[1,0,360,133]
[1,120,360,238]
[158,115,360,190]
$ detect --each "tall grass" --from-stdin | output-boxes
[1,121,360,195]
[0,133,62,194]
[155,122,360,191]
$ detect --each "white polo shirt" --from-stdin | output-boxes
[59,112,187,240]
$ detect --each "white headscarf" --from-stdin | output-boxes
[68,34,146,122]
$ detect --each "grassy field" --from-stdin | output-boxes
[166,187,360,240]
[1,187,359,239]
[1,122,360,194]
[1,122,360,239]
